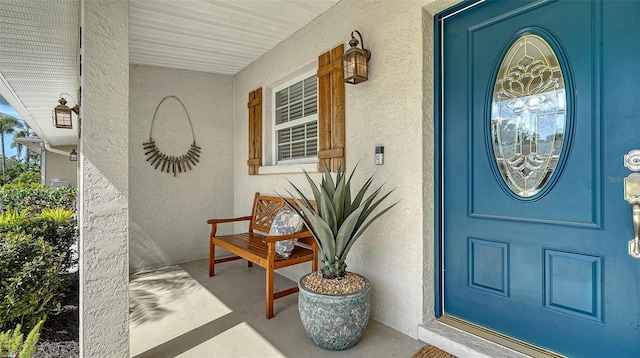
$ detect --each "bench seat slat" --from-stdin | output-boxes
[214,232,268,256]
[213,232,315,262]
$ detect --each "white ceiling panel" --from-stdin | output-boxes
[0,0,79,147]
[129,0,340,74]
[0,0,339,147]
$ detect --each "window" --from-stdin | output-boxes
[272,74,318,164]
[247,44,344,175]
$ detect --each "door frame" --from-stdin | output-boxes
[433,0,485,319]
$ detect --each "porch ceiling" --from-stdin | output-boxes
[0,0,339,147]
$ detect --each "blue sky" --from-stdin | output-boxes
[0,95,23,159]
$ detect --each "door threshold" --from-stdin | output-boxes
[435,315,565,358]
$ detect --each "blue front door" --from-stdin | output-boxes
[439,0,640,356]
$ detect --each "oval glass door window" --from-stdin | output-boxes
[491,34,567,198]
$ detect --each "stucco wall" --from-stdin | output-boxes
[45,145,78,187]
[129,65,235,272]
[79,0,129,356]
[233,0,433,338]
[420,0,464,331]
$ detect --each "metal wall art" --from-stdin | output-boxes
[142,95,201,176]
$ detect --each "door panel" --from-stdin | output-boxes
[440,0,640,356]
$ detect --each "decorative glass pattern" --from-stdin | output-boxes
[491,34,566,197]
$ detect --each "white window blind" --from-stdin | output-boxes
[273,74,318,163]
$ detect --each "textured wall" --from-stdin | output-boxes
[45,145,78,187]
[79,0,129,356]
[129,65,235,272]
[420,0,465,326]
[233,0,435,338]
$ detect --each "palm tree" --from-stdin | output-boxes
[10,120,32,164]
[0,114,21,179]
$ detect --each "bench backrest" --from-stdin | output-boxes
[249,192,314,235]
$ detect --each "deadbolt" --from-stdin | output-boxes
[624,150,640,171]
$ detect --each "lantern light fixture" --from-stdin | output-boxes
[343,30,371,85]
[53,93,79,129]
[69,148,78,161]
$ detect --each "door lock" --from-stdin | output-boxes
[624,149,640,171]
[624,173,640,258]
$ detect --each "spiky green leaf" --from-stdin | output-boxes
[283,192,321,248]
[284,183,314,212]
[332,172,347,225]
[321,162,336,199]
[342,201,399,258]
[302,170,323,205]
[285,163,396,274]
[300,204,336,259]
[351,175,375,213]
[335,205,365,257]
[319,186,337,235]
[342,164,358,216]
[356,188,391,228]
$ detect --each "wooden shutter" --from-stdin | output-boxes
[247,87,262,175]
[317,44,345,172]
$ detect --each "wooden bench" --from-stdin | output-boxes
[207,192,318,318]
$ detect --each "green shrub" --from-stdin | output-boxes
[0,233,60,331]
[0,162,41,187]
[28,215,77,273]
[0,211,77,277]
[0,185,76,216]
[0,320,44,358]
[10,170,41,186]
[37,208,74,223]
[0,184,76,333]
[0,209,27,226]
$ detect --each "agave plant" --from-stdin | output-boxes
[286,163,397,279]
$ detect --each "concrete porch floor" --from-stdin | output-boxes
[130,259,425,357]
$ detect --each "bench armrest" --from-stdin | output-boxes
[207,216,252,225]
[263,231,314,243]
[208,216,252,237]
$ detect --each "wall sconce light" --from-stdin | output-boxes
[53,93,79,129]
[343,30,371,84]
[69,148,78,161]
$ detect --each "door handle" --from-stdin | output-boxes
[624,173,640,258]
[632,204,640,258]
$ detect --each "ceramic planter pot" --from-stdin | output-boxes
[298,273,371,350]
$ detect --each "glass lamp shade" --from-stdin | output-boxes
[343,47,369,84]
[69,149,78,161]
[53,98,73,129]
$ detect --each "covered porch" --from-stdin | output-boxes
[130,259,524,357]
[0,0,526,357]
[129,259,424,357]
